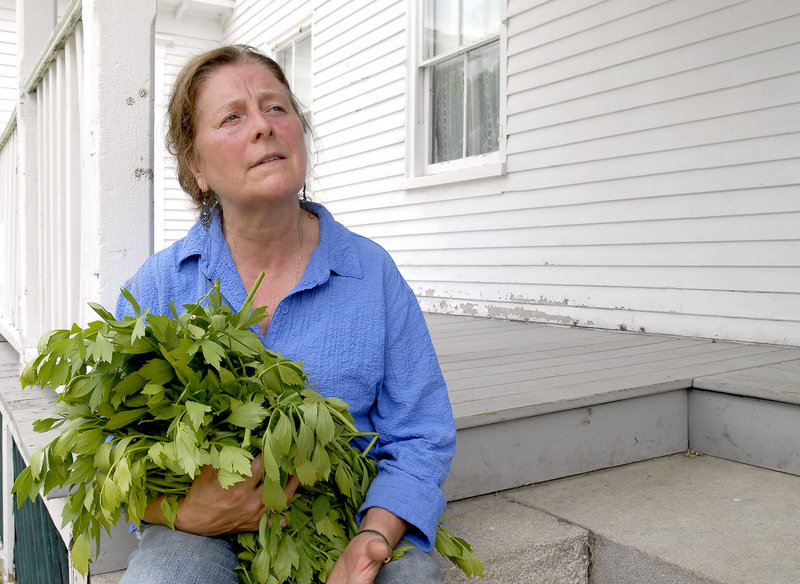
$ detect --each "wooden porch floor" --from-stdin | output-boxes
[425,314,800,429]
[3,316,800,464]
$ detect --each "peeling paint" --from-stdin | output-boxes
[139,88,149,98]
[486,305,575,325]
[126,96,135,106]
[135,168,154,181]
[424,289,435,297]
[458,303,479,316]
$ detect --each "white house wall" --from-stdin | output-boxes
[154,7,226,251]
[0,0,16,129]
[217,0,800,346]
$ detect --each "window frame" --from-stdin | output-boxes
[272,21,313,115]
[406,0,507,186]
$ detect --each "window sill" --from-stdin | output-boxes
[402,162,506,190]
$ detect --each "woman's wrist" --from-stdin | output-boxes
[356,528,393,564]
[358,507,407,550]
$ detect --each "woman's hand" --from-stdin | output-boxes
[143,454,299,537]
[327,507,407,584]
[326,532,390,584]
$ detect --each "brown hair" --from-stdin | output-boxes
[166,44,312,214]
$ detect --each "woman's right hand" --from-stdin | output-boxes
[143,454,299,537]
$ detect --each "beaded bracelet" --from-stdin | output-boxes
[357,528,393,564]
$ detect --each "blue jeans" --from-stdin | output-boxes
[119,525,443,583]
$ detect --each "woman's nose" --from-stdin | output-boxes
[251,111,273,140]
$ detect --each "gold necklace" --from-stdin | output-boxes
[293,209,305,288]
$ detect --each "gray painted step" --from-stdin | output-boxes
[507,454,800,584]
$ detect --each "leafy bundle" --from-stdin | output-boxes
[12,278,483,583]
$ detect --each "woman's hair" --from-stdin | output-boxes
[166,44,312,214]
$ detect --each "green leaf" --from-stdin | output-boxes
[131,317,147,343]
[119,288,142,317]
[218,445,253,476]
[105,408,146,431]
[91,332,114,363]
[201,340,225,371]
[217,468,247,490]
[270,411,294,455]
[138,358,175,385]
[315,407,335,445]
[161,496,179,529]
[114,457,132,494]
[261,479,289,513]
[71,530,92,575]
[185,401,212,430]
[226,400,269,429]
[100,476,123,517]
[274,534,299,581]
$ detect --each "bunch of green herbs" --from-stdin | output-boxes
[12,277,483,583]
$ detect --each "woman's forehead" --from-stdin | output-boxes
[196,63,288,108]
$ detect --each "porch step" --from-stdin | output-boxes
[89,571,125,584]
[427,314,800,500]
[477,454,799,584]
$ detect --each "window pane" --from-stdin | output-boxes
[294,35,312,109]
[425,0,459,58]
[466,41,499,157]
[431,57,464,163]
[462,0,500,45]
[276,46,292,84]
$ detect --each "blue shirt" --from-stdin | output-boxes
[115,203,456,550]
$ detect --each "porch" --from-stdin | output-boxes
[2,313,799,582]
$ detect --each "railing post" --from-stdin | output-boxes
[80,0,156,320]
[16,0,56,358]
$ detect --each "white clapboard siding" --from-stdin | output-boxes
[216,0,800,346]
[0,1,16,129]
[154,7,226,250]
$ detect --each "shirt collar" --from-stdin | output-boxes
[173,202,363,283]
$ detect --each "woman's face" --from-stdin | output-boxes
[190,62,307,214]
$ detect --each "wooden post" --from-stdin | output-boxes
[16,0,56,358]
[80,0,156,321]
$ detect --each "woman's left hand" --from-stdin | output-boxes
[326,531,390,584]
[327,507,406,584]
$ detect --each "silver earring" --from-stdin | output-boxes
[200,198,213,229]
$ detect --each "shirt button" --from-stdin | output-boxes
[279,304,289,316]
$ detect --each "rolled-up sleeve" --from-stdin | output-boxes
[357,269,456,550]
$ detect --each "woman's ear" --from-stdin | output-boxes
[188,158,209,193]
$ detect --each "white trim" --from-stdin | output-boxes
[402,161,505,189]
[23,0,82,94]
[153,36,172,252]
[1,419,15,582]
[406,0,507,179]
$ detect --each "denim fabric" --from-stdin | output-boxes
[120,525,443,584]
[119,525,239,584]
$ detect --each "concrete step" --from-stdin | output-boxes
[438,492,589,583]
[502,454,800,584]
[89,571,125,584]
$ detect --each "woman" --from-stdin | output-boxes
[116,44,456,584]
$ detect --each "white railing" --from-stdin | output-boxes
[31,20,85,348]
[0,115,19,350]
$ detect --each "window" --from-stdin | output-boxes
[275,27,312,112]
[417,0,501,174]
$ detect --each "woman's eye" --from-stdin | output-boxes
[221,114,238,124]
